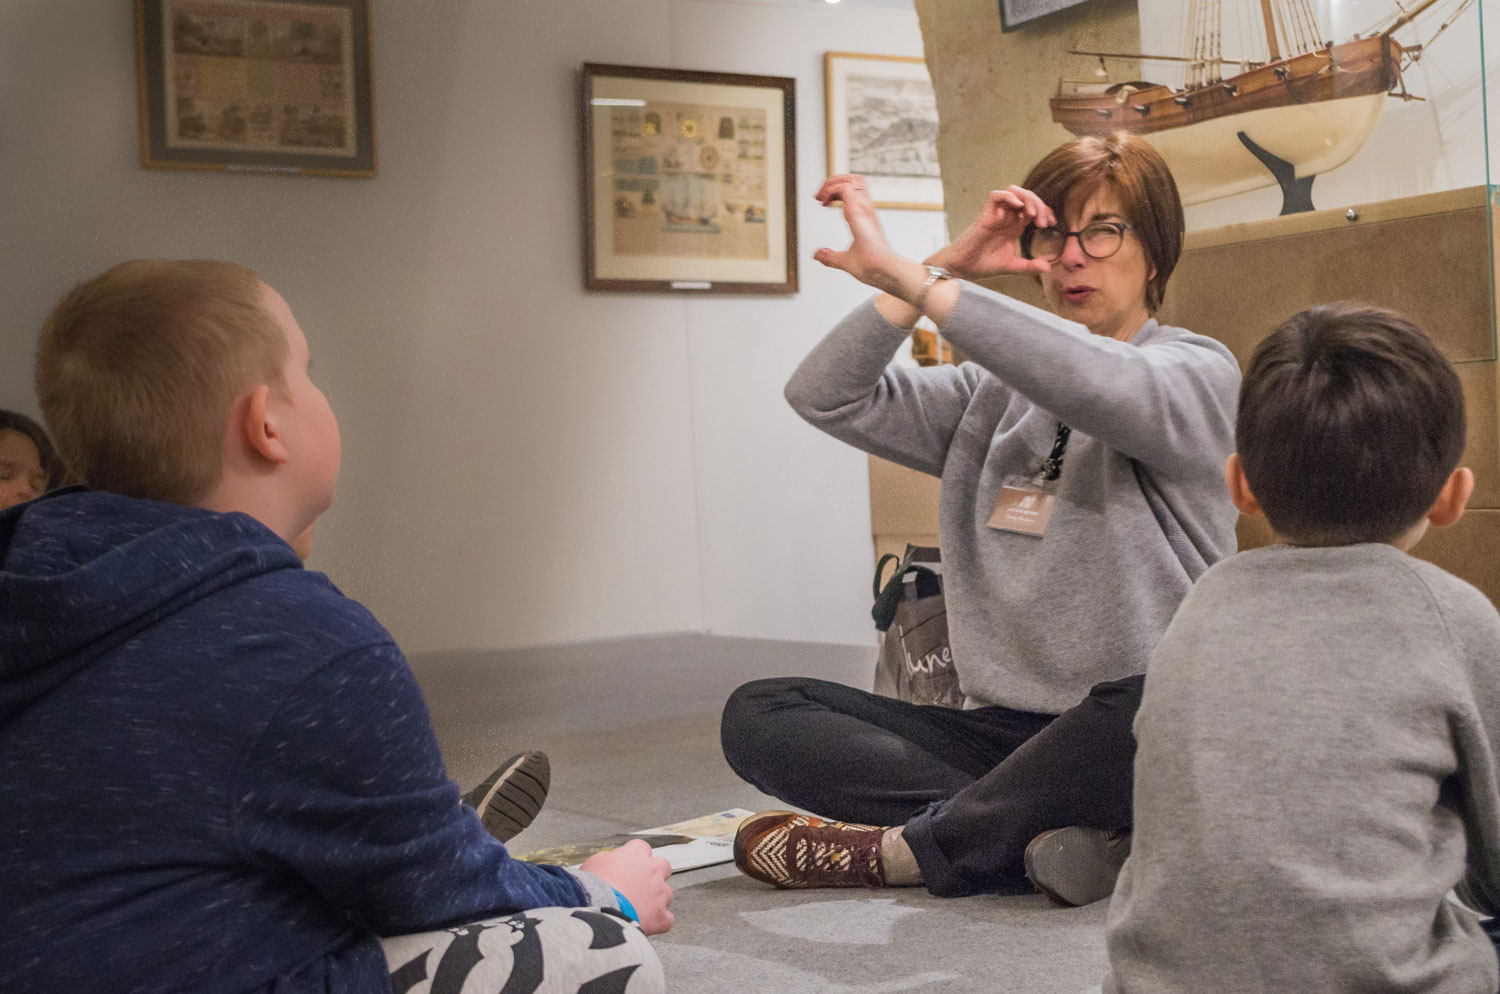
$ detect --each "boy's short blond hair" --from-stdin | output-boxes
[35,260,287,504]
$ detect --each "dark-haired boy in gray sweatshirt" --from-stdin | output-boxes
[1104,303,1500,994]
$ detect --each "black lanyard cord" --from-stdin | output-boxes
[1038,422,1071,481]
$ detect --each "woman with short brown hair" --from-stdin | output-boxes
[721,133,1240,904]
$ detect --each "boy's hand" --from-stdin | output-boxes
[580,839,675,935]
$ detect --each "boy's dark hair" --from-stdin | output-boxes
[0,409,61,491]
[1237,303,1466,546]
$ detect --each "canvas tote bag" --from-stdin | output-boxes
[871,544,964,708]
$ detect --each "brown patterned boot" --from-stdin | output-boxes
[733,810,888,888]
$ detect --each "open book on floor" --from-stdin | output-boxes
[514,808,755,872]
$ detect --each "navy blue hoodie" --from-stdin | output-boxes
[0,491,596,993]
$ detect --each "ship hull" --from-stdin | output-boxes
[1051,35,1399,204]
[1144,92,1387,204]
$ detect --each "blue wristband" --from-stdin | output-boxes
[610,888,639,923]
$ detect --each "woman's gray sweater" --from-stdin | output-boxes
[785,282,1241,713]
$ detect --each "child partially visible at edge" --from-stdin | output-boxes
[1103,302,1500,994]
[0,409,59,510]
[0,260,673,994]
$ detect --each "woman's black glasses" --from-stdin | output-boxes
[1021,221,1135,262]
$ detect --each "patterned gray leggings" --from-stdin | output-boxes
[382,906,664,994]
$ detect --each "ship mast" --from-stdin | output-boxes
[1182,0,1226,86]
[1258,0,1281,58]
[1251,0,1326,64]
[1074,0,1459,94]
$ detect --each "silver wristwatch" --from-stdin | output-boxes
[913,265,954,312]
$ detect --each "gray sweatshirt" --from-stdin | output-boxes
[1104,543,1500,994]
[786,283,1241,712]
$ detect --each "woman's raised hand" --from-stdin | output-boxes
[812,174,908,296]
[933,186,1056,280]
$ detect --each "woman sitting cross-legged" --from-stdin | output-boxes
[721,132,1242,904]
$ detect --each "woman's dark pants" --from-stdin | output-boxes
[719,674,1144,897]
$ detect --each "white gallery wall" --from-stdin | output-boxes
[672,1,948,645]
[0,0,944,653]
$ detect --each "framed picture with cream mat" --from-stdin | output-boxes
[824,52,942,211]
[580,63,798,294]
[134,0,376,178]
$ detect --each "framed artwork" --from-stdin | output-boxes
[134,0,376,178]
[823,52,942,211]
[580,63,797,295]
[999,0,1092,32]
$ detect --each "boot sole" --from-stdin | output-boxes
[1023,826,1129,907]
[466,751,550,843]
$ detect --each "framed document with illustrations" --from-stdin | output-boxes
[135,0,376,177]
[580,63,797,294]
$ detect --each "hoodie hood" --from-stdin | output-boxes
[0,489,301,723]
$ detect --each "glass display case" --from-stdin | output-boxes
[1046,0,1488,231]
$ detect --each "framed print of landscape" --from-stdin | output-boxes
[824,51,941,211]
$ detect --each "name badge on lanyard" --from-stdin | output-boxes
[987,422,1071,538]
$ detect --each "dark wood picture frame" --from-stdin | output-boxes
[580,63,798,295]
[998,0,1092,31]
[134,0,376,178]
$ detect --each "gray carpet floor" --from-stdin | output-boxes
[409,633,1108,994]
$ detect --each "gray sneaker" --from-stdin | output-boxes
[463,750,551,843]
[1023,826,1132,906]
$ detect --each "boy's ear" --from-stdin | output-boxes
[1224,453,1262,517]
[238,384,291,466]
[1427,466,1475,528]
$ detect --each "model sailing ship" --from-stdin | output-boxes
[1051,0,1472,209]
[661,172,722,233]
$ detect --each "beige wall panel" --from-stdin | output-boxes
[982,272,1052,310]
[1234,513,1277,553]
[1461,362,1500,508]
[1241,511,1500,607]
[1165,191,1498,516]
[875,533,942,566]
[1175,189,1500,584]
[1408,511,1500,605]
[870,455,942,534]
[1161,192,1491,363]
[916,0,1140,230]
[1239,508,1500,606]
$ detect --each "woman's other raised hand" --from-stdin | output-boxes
[811,174,908,296]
